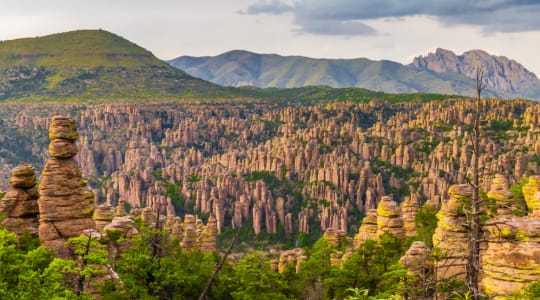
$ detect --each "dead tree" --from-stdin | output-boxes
[466,67,487,300]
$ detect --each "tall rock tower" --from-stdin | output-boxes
[38,115,96,258]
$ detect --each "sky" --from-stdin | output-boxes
[1,0,540,75]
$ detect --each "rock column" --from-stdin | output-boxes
[0,163,39,236]
[38,115,96,258]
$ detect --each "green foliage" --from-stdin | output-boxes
[218,252,296,299]
[0,227,75,299]
[112,222,220,299]
[510,177,529,216]
[523,280,540,297]
[414,204,439,248]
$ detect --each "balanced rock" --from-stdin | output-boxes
[104,216,138,239]
[0,163,39,236]
[115,198,127,216]
[376,196,405,238]
[38,115,96,258]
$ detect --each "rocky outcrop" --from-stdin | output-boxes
[38,115,96,258]
[487,174,513,215]
[522,175,540,215]
[103,216,138,239]
[401,192,420,237]
[0,163,39,236]
[432,184,472,281]
[353,209,377,248]
[272,248,306,274]
[93,204,115,232]
[399,241,432,298]
[323,227,346,248]
[411,48,539,92]
[376,196,405,239]
[481,174,540,298]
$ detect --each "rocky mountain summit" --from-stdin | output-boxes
[411,48,540,93]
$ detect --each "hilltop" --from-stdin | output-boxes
[0,30,228,101]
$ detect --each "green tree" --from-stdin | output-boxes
[221,252,294,300]
[0,227,76,299]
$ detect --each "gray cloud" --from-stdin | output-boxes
[239,0,293,15]
[242,0,540,35]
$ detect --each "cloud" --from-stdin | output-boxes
[240,0,540,36]
[239,0,293,15]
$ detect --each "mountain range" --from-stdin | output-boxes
[169,49,540,99]
[0,29,538,102]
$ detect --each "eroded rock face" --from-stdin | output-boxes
[523,175,540,215]
[0,163,39,236]
[401,192,420,237]
[487,174,513,215]
[480,175,540,298]
[38,115,96,258]
[432,184,471,281]
[376,196,405,239]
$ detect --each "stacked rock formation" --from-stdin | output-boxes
[180,214,197,251]
[273,248,306,273]
[38,115,96,258]
[199,216,217,252]
[353,209,378,248]
[0,163,39,236]
[487,174,514,215]
[376,196,405,238]
[115,198,127,216]
[399,241,432,299]
[323,227,346,247]
[432,184,472,281]
[93,204,115,232]
[481,175,540,298]
[401,193,420,237]
[104,216,138,239]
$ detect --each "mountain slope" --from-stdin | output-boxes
[0,30,227,101]
[410,48,539,93]
[168,50,503,98]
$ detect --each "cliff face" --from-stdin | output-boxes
[38,115,96,258]
[411,48,539,93]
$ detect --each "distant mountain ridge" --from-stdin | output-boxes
[168,49,540,99]
[410,48,539,93]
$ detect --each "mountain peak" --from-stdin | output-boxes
[411,48,538,92]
